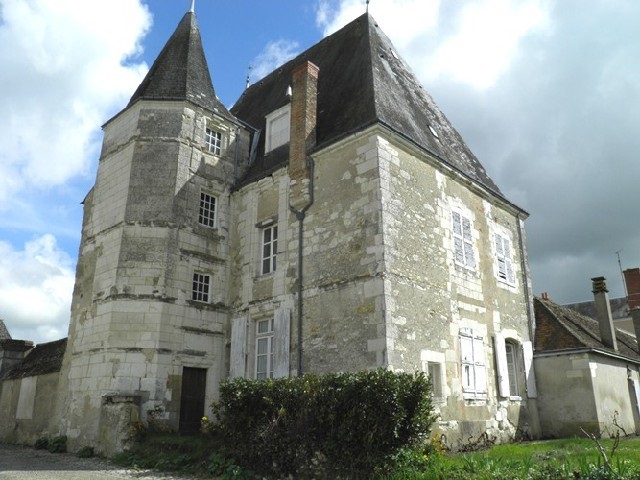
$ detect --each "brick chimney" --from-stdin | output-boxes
[289,61,319,209]
[624,268,640,310]
[624,268,640,351]
[592,276,617,351]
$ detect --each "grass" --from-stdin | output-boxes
[112,433,640,479]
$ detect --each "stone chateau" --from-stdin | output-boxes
[0,7,544,454]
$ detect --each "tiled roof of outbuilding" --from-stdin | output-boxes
[231,13,503,196]
[534,297,640,360]
[128,10,231,119]
[1,338,67,380]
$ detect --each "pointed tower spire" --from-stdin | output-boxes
[128,9,230,116]
[189,0,195,13]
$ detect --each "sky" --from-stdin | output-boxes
[1,0,639,344]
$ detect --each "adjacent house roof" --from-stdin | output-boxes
[128,10,231,118]
[1,338,67,380]
[534,297,639,360]
[0,319,10,340]
[564,296,629,321]
[232,13,502,195]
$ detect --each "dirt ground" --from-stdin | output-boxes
[0,443,199,480]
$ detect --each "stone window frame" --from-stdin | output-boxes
[264,104,290,153]
[204,126,222,155]
[494,332,526,400]
[451,208,476,271]
[198,190,217,228]
[459,327,487,400]
[191,272,211,303]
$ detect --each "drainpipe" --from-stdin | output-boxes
[516,212,535,342]
[288,61,319,377]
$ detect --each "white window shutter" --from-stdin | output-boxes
[230,317,247,378]
[494,333,510,397]
[632,379,640,416]
[474,336,487,394]
[522,341,537,398]
[273,308,291,378]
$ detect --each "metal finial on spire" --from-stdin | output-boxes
[366,0,370,13]
[189,0,195,13]
[245,65,253,89]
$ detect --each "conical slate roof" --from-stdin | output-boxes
[128,10,230,117]
[232,13,501,194]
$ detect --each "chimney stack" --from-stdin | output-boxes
[592,276,617,351]
[624,268,640,352]
[623,268,640,310]
[289,61,319,209]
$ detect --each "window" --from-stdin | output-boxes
[205,127,222,155]
[460,328,486,399]
[494,233,515,285]
[265,105,290,153]
[261,224,278,274]
[255,318,274,380]
[192,273,210,302]
[425,362,443,400]
[452,211,476,270]
[198,192,217,228]
[505,341,519,397]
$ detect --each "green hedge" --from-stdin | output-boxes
[213,369,436,478]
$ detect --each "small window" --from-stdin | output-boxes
[192,273,211,303]
[261,224,278,275]
[255,318,274,380]
[198,192,217,228]
[452,211,476,270]
[460,328,486,399]
[505,341,519,397]
[205,127,222,155]
[265,105,290,153]
[426,362,443,400]
[494,233,515,285]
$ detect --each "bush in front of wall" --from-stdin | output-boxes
[213,369,436,478]
[47,435,67,453]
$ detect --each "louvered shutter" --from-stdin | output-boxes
[230,317,247,378]
[494,333,510,397]
[503,239,515,284]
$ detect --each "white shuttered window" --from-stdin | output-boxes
[460,328,486,399]
[452,211,476,270]
[494,233,515,285]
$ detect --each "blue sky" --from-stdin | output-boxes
[1,0,640,343]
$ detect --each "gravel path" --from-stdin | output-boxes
[0,443,201,480]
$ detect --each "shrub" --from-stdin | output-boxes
[214,369,436,478]
[47,435,67,453]
[34,436,49,450]
[76,446,94,458]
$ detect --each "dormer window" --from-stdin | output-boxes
[265,105,290,153]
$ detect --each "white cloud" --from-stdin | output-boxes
[249,39,301,83]
[0,235,75,343]
[0,0,151,206]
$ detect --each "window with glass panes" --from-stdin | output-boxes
[261,224,277,274]
[192,273,210,303]
[205,127,222,155]
[505,341,519,396]
[255,318,274,380]
[198,192,216,228]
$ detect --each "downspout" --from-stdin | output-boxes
[289,161,314,376]
[516,212,535,342]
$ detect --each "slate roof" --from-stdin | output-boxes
[1,338,67,380]
[0,319,10,340]
[231,13,502,195]
[534,297,640,360]
[128,10,231,119]
[564,297,629,321]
